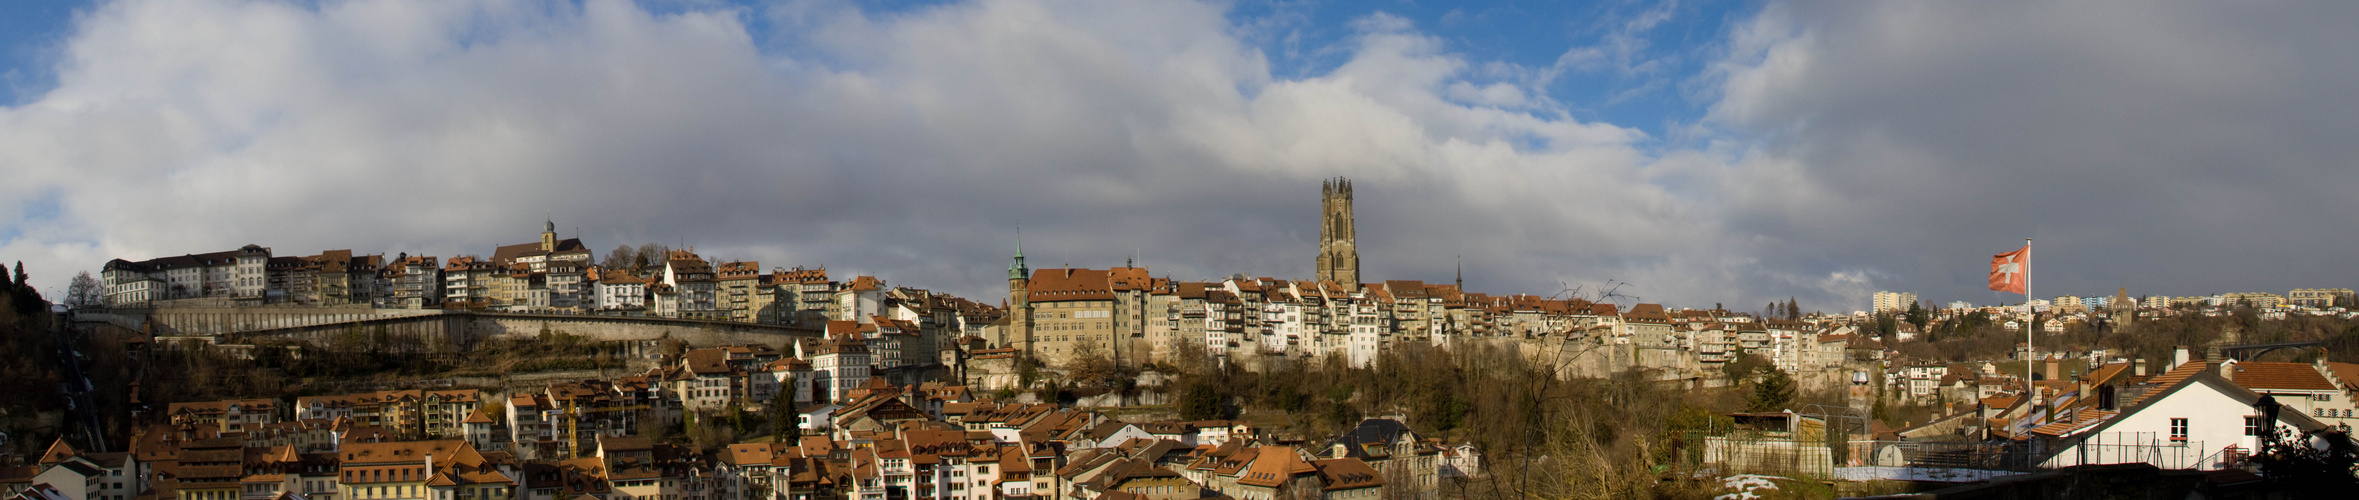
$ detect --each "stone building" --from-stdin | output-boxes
[1315,177,1360,289]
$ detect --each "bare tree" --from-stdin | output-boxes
[67,271,101,307]
[601,245,637,270]
[634,243,672,268]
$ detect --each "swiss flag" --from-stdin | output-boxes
[1989,246,2029,294]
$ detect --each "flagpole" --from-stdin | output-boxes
[2025,237,2034,386]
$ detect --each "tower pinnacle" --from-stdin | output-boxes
[1009,226,1029,280]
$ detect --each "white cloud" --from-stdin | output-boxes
[16,0,2344,314]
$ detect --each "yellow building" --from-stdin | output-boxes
[716,261,768,323]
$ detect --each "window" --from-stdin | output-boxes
[2170,418,2189,442]
[2246,416,2265,436]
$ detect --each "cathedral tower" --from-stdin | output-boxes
[1316,177,1360,288]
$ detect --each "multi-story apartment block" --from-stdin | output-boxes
[775,267,837,326]
[2218,292,2287,309]
[2289,288,2353,308]
[716,261,769,323]
[657,250,719,319]
[373,255,442,309]
[811,330,873,403]
[441,256,499,310]
[1871,291,1916,315]
[546,259,588,312]
[294,390,484,441]
[508,379,667,461]
[287,250,384,306]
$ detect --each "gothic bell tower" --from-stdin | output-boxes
[1316,177,1360,289]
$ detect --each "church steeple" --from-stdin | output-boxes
[1009,226,1029,280]
[540,219,558,252]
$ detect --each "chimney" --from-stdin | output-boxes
[2134,358,2148,377]
[2173,346,2190,369]
[2221,361,2237,382]
[2045,359,2061,383]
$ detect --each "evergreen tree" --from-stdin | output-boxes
[1179,382,1224,420]
[1905,302,1930,333]
[1747,370,1797,412]
[771,375,799,441]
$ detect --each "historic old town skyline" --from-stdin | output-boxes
[9,2,2359,498]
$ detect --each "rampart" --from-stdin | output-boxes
[81,306,822,352]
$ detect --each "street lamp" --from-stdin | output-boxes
[2253,394,2282,450]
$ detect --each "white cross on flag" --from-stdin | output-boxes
[1989,246,2029,295]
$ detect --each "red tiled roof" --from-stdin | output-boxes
[2226,362,2337,391]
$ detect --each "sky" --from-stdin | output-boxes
[2,0,2355,313]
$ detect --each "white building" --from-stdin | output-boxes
[101,245,268,306]
[811,331,872,403]
[2034,361,2330,470]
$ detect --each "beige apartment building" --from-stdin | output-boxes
[716,261,772,323]
[2289,288,2353,308]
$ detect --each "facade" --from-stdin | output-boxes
[1871,291,1916,315]
[388,256,442,309]
[660,250,721,319]
[595,267,648,313]
[1018,267,1155,367]
[2288,288,2352,308]
[100,246,269,306]
[716,261,772,323]
[812,328,874,403]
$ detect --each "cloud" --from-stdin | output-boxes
[5,0,2350,314]
[1702,1,2359,306]
[0,0,1736,309]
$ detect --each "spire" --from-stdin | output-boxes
[1009,226,1029,280]
[1456,255,1463,289]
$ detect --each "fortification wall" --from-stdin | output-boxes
[216,311,822,353]
[101,305,439,337]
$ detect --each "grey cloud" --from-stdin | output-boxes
[14,0,2341,315]
[7,0,1731,308]
[1707,1,2359,307]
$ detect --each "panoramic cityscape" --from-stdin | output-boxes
[4,1,2359,499]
